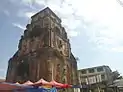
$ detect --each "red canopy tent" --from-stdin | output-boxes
[33,79,51,87]
[0,82,32,92]
[49,80,64,87]
[15,82,20,84]
[0,83,22,90]
[33,79,72,88]
[22,81,34,86]
[63,84,72,88]
[0,80,73,92]
[49,80,72,88]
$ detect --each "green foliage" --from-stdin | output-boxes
[112,71,121,80]
[75,57,79,61]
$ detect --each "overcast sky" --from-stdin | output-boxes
[0,0,123,78]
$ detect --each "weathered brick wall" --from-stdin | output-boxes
[6,7,78,88]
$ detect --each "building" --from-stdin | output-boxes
[6,7,78,87]
[109,79,123,92]
[78,65,113,92]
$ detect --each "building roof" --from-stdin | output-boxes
[31,7,61,23]
[78,65,110,71]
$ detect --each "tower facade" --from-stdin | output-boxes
[6,7,78,85]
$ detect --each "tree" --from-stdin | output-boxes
[75,57,79,61]
[112,71,121,80]
[117,76,123,79]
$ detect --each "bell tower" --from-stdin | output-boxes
[6,7,78,86]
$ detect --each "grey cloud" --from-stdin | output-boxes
[9,0,104,39]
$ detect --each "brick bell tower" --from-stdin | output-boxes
[6,7,78,86]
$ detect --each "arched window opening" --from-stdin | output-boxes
[56,64,60,82]
[57,39,62,49]
[17,61,29,78]
[54,27,60,36]
[67,65,70,84]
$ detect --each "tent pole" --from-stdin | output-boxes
[52,63,54,80]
